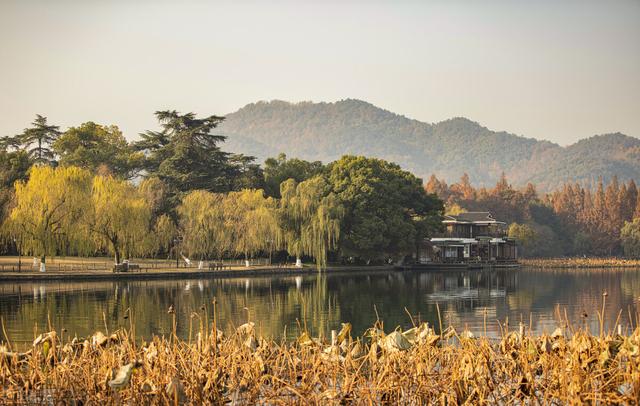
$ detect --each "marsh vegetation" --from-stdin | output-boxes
[1,307,639,404]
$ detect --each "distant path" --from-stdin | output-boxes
[0,264,396,282]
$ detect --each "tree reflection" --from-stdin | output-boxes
[1,268,640,346]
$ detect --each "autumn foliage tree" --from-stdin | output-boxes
[428,172,640,257]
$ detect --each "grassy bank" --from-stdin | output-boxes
[521,257,640,269]
[1,316,639,403]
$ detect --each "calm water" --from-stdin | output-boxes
[1,268,640,346]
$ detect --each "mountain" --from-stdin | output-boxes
[218,99,640,190]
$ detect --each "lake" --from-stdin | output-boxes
[1,267,639,346]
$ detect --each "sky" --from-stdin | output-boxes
[0,0,639,146]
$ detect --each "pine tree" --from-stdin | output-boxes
[12,115,61,164]
[134,110,256,204]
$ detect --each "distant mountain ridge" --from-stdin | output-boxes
[218,99,640,190]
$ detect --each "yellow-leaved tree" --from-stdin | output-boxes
[88,175,151,264]
[177,190,231,262]
[224,189,279,266]
[150,214,177,259]
[279,177,342,269]
[9,165,92,272]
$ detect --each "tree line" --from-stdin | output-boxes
[425,173,640,257]
[0,112,443,269]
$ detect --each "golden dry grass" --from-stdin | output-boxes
[1,312,639,405]
[522,257,640,269]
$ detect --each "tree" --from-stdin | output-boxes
[225,189,279,265]
[326,156,442,261]
[53,122,143,178]
[87,175,151,264]
[7,166,91,271]
[508,223,536,256]
[263,153,324,197]
[445,203,467,216]
[139,177,172,219]
[150,214,177,258]
[449,173,475,202]
[177,190,231,261]
[0,150,31,221]
[10,115,61,164]
[621,219,640,258]
[230,154,265,191]
[278,177,342,269]
[133,110,255,203]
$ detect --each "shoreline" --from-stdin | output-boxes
[0,264,398,282]
[3,257,639,282]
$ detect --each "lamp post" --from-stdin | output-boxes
[14,237,21,272]
[173,237,181,268]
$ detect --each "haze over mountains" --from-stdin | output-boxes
[219,99,640,191]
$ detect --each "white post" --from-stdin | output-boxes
[295,257,302,268]
[245,259,250,267]
[39,262,46,273]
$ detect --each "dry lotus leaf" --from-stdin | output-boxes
[236,322,255,336]
[380,331,412,352]
[426,334,441,347]
[460,330,475,340]
[33,332,56,347]
[144,343,158,364]
[551,327,564,339]
[540,336,552,353]
[92,331,109,347]
[350,341,365,358]
[244,335,257,351]
[108,361,141,390]
[297,331,316,347]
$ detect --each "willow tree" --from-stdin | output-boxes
[87,175,151,264]
[225,189,279,266]
[279,176,342,269]
[9,165,92,271]
[150,214,177,258]
[177,190,231,261]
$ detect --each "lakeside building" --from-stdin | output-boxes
[417,212,517,264]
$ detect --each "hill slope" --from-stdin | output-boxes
[219,99,640,189]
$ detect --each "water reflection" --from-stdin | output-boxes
[1,268,639,347]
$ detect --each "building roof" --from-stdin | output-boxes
[430,238,478,244]
[443,212,506,225]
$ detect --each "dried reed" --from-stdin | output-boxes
[1,310,639,404]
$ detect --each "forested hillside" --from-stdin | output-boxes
[219,99,640,190]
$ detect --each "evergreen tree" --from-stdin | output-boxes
[53,122,143,179]
[11,115,61,164]
[134,110,255,203]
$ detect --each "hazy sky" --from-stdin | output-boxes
[1,0,639,145]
